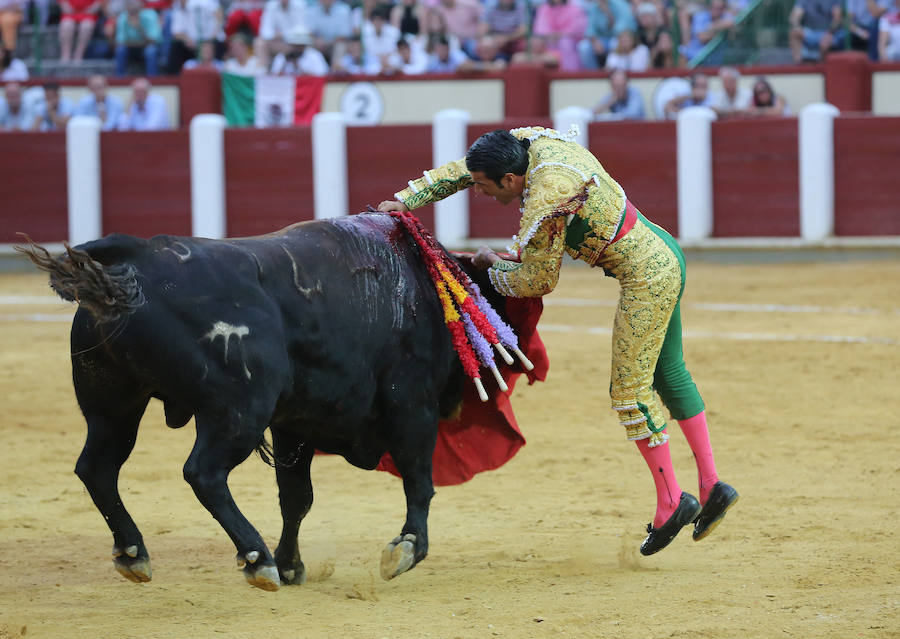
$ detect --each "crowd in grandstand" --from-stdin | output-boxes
[1,0,899,130]
[0,0,897,83]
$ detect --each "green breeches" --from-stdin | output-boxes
[597,213,705,444]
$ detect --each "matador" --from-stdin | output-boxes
[378,126,738,555]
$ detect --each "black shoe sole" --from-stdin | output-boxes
[693,483,739,541]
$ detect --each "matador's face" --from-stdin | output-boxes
[470,170,524,205]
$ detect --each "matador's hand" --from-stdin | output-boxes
[377,200,408,213]
[472,246,501,269]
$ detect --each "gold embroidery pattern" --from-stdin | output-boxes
[395,159,473,210]
[597,219,682,443]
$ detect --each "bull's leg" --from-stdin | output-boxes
[75,400,152,583]
[380,418,437,580]
[270,427,315,585]
[183,417,280,591]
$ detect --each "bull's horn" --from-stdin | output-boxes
[490,365,508,393]
[473,378,488,402]
[493,342,515,365]
[511,346,534,371]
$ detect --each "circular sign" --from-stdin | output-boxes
[339,82,385,126]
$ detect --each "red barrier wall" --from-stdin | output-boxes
[224,127,315,236]
[588,120,679,235]
[834,116,900,236]
[0,132,68,243]
[101,131,192,237]
[346,124,435,229]
[711,118,800,237]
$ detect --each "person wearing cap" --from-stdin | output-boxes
[270,24,329,75]
[377,126,739,557]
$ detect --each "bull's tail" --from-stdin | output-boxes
[15,235,146,323]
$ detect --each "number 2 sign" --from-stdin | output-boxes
[338,82,385,126]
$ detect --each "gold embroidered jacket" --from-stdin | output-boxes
[393,126,627,298]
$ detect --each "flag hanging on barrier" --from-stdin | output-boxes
[222,73,326,127]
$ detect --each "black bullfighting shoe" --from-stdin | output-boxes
[692,481,740,541]
[639,492,702,556]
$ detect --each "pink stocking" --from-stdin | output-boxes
[635,436,681,528]
[677,411,719,505]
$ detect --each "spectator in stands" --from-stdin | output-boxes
[75,74,124,130]
[98,0,126,58]
[270,23,329,74]
[118,77,171,130]
[59,0,102,63]
[679,0,735,64]
[115,0,162,75]
[605,28,650,71]
[32,82,75,130]
[532,0,588,71]
[331,34,381,74]
[479,0,527,61]
[789,0,846,63]
[308,0,353,64]
[847,0,890,60]
[510,34,561,68]
[1,44,28,80]
[430,0,483,58]
[743,76,790,116]
[257,0,307,69]
[167,0,223,74]
[457,33,507,71]
[361,3,401,66]
[183,39,224,70]
[382,36,428,74]
[593,68,646,119]
[878,0,900,60]
[0,81,35,130]
[636,2,673,68]
[578,0,637,70]
[390,0,425,41]
[426,33,468,72]
[709,65,751,116]
[143,0,172,71]
[222,32,265,74]
[224,0,266,40]
[0,0,25,53]
[663,71,711,117]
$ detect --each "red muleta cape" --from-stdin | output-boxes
[376,295,549,486]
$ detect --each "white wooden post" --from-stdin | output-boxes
[312,112,348,220]
[66,115,102,245]
[799,103,840,242]
[553,106,592,147]
[190,114,227,238]
[676,106,717,242]
[432,109,470,244]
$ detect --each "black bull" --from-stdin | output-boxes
[20,213,530,591]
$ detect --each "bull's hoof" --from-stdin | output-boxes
[278,563,307,585]
[380,533,417,580]
[112,545,152,583]
[240,559,281,591]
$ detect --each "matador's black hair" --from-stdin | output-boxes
[465,129,531,186]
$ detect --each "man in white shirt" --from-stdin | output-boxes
[118,77,172,130]
[269,24,329,75]
[308,0,353,62]
[75,74,125,131]
[709,66,752,117]
[257,0,307,68]
[167,0,223,74]
[0,82,38,131]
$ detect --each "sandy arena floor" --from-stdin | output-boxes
[1,255,898,639]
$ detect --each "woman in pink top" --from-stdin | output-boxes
[532,0,588,71]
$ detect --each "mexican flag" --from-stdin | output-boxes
[222,73,326,127]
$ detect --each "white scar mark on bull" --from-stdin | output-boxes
[202,321,252,380]
[281,246,323,299]
[162,241,192,263]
